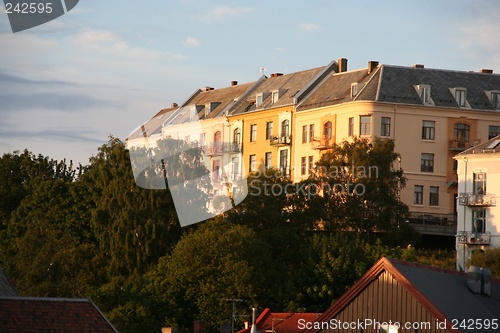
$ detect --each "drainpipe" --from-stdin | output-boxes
[462,156,468,270]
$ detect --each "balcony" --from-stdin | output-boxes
[204,143,241,155]
[270,135,291,146]
[458,193,496,206]
[449,140,471,151]
[457,231,491,245]
[311,136,335,150]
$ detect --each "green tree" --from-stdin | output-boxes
[468,248,500,278]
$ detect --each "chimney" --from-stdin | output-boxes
[194,320,206,333]
[162,328,178,333]
[338,58,348,73]
[171,103,178,108]
[244,322,249,329]
[250,308,257,333]
[368,61,379,74]
[481,267,492,296]
[413,64,425,68]
[480,69,493,74]
[270,73,283,77]
[467,266,482,294]
[231,81,238,86]
[202,86,214,91]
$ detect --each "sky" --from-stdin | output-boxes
[1,0,500,166]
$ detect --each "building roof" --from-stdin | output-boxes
[305,257,500,333]
[454,135,500,156]
[298,64,500,111]
[236,308,322,333]
[0,268,19,297]
[126,107,176,143]
[0,296,119,333]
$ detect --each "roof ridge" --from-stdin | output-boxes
[0,296,91,302]
[382,64,500,76]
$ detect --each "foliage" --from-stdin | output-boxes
[468,248,500,278]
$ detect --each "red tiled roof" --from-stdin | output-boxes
[237,308,322,333]
[0,297,119,333]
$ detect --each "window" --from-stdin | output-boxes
[472,210,486,233]
[309,124,315,141]
[281,119,289,137]
[213,160,220,182]
[422,120,435,140]
[455,88,467,107]
[430,186,439,206]
[351,83,358,98]
[214,131,221,143]
[301,157,307,175]
[200,133,206,146]
[492,92,500,109]
[265,152,272,169]
[185,135,191,142]
[249,155,256,172]
[250,124,257,142]
[418,85,431,105]
[302,125,308,144]
[256,94,263,106]
[454,123,470,142]
[308,156,314,175]
[233,128,241,145]
[348,117,354,136]
[421,153,434,172]
[489,125,500,139]
[279,150,288,174]
[272,91,279,103]
[360,116,371,135]
[231,157,239,180]
[324,121,332,139]
[414,185,423,205]
[473,172,486,195]
[381,117,391,137]
[266,122,273,140]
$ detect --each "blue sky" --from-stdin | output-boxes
[1,0,499,165]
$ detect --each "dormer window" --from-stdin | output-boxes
[489,91,500,110]
[272,91,279,103]
[256,94,263,106]
[351,83,358,98]
[415,85,432,105]
[454,88,467,107]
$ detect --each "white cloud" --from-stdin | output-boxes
[299,22,321,32]
[183,37,200,47]
[73,29,119,44]
[196,6,254,23]
[103,41,165,60]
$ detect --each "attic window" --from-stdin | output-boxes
[418,85,431,104]
[256,94,263,106]
[454,88,467,107]
[490,91,500,110]
[272,91,279,103]
[351,83,358,98]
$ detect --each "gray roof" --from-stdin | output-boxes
[126,107,176,142]
[455,135,500,156]
[0,268,18,297]
[298,64,500,111]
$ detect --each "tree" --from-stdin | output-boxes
[305,137,411,242]
[147,219,276,332]
[468,248,500,278]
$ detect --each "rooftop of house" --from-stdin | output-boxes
[236,308,322,333]
[455,135,500,156]
[0,296,119,333]
[306,257,500,333]
[0,268,18,297]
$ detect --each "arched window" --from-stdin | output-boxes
[324,121,332,139]
[233,128,241,145]
[214,131,221,143]
[454,123,469,142]
[281,120,289,137]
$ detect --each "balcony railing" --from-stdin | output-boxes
[457,231,491,245]
[204,143,241,155]
[311,136,335,150]
[270,135,291,146]
[449,140,471,151]
[458,193,496,206]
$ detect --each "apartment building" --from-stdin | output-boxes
[455,136,500,270]
[126,58,500,225]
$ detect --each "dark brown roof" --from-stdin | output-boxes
[0,297,119,333]
[305,257,500,333]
